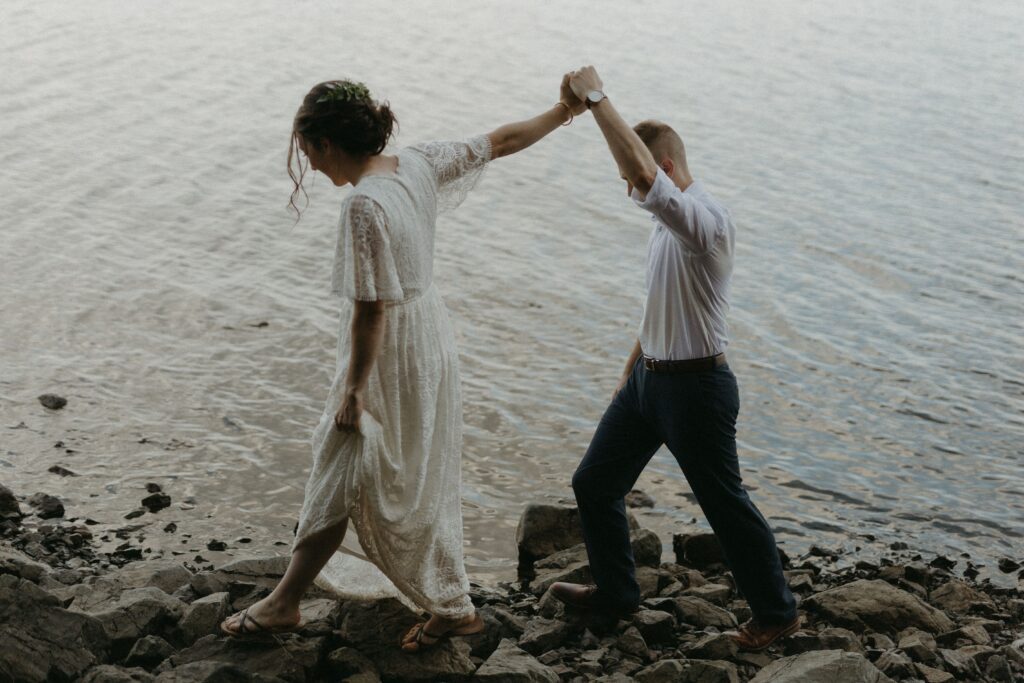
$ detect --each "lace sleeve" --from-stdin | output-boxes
[331,195,405,301]
[411,135,492,212]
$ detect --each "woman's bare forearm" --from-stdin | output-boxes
[344,300,387,396]
[487,105,572,159]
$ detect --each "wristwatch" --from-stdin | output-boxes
[585,90,607,109]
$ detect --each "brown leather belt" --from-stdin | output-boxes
[642,353,726,373]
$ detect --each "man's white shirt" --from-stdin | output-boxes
[630,168,736,361]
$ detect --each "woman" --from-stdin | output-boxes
[220,78,584,651]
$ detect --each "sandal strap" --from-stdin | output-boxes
[239,608,269,634]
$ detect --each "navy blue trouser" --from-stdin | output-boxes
[571,357,797,625]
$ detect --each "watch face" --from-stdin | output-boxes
[587,90,604,103]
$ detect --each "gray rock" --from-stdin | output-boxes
[27,492,65,519]
[516,505,585,567]
[897,627,938,664]
[625,490,655,508]
[78,586,186,643]
[632,528,662,567]
[636,566,662,599]
[750,650,895,682]
[928,580,996,614]
[0,574,109,682]
[937,647,984,680]
[124,635,175,670]
[785,627,863,655]
[38,393,68,410]
[0,483,22,518]
[475,637,560,683]
[632,609,675,645]
[518,616,574,655]
[875,650,916,679]
[682,582,732,605]
[0,544,51,582]
[327,646,380,680]
[913,662,955,683]
[635,659,686,683]
[673,595,738,629]
[153,660,252,682]
[985,654,1014,682]
[673,532,725,568]
[615,625,651,660]
[112,560,194,595]
[80,664,156,682]
[955,643,997,668]
[337,598,476,681]
[178,591,230,644]
[680,660,740,683]
[804,579,955,634]
[157,633,323,682]
[684,632,738,660]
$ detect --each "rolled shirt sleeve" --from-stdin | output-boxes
[631,168,723,254]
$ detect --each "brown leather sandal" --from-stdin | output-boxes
[399,613,484,652]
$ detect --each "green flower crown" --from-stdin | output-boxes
[316,81,372,105]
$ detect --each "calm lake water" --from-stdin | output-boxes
[2,0,1022,585]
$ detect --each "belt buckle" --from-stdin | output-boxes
[643,356,656,371]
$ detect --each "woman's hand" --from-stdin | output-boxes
[560,73,587,115]
[334,389,364,433]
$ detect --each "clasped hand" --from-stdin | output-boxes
[561,65,604,111]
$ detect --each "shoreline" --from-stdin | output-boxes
[3,482,1023,682]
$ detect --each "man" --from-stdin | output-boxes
[550,66,800,651]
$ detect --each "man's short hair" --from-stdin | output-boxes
[633,120,686,167]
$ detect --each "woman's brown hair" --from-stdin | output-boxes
[287,80,398,219]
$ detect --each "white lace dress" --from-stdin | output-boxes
[292,136,491,619]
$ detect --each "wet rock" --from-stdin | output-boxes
[672,595,738,629]
[0,483,22,518]
[475,637,560,683]
[913,662,954,682]
[39,393,68,410]
[179,591,230,644]
[615,625,651,660]
[124,635,176,670]
[142,493,171,513]
[327,646,380,681]
[673,531,725,568]
[206,539,227,551]
[684,632,738,660]
[48,464,78,476]
[750,649,894,682]
[680,660,740,683]
[929,579,996,614]
[516,505,585,567]
[81,664,157,682]
[635,658,686,683]
[804,579,955,634]
[625,490,655,508]
[27,492,65,519]
[0,574,109,682]
[518,616,574,655]
[338,598,476,681]
[632,609,675,645]
[998,557,1020,573]
[156,632,324,682]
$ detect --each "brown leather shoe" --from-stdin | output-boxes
[549,582,599,609]
[729,615,802,651]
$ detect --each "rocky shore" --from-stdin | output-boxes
[2,481,1022,683]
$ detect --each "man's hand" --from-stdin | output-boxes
[334,389,364,433]
[560,73,587,115]
[569,65,604,101]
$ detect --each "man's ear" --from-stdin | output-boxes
[660,158,674,176]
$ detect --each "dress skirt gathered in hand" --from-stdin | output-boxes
[291,136,491,619]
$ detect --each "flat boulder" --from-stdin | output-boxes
[156,633,324,682]
[0,574,109,682]
[0,544,51,582]
[338,598,476,681]
[929,580,996,614]
[750,650,895,682]
[78,586,186,643]
[804,579,955,634]
[673,595,738,629]
[475,638,560,683]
